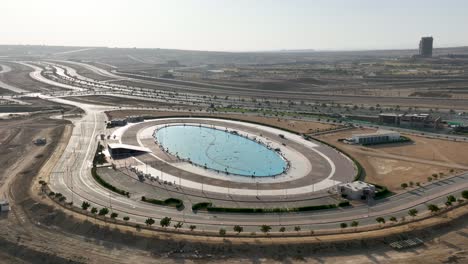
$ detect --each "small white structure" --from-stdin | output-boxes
[350,130,400,145]
[339,181,375,200]
[0,200,10,212]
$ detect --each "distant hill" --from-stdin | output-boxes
[1,44,467,66]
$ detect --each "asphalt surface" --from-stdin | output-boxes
[118,118,355,191]
[4,60,467,233]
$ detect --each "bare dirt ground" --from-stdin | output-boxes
[67,95,190,109]
[106,109,337,134]
[0,106,466,263]
[0,97,83,113]
[0,62,60,93]
[317,128,468,191]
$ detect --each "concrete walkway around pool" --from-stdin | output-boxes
[112,117,356,196]
[139,123,310,183]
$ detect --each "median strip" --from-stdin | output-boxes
[192,201,350,213]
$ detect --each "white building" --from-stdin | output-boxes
[0,200,10,212]
[351,130,400,145]
[339,181,375,200]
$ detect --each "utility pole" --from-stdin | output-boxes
[256,182,259,197]
[109,191,112,213]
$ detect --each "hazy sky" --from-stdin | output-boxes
[2,0,468,51]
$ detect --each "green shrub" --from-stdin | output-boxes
[194,201,348,214]
[141,196,184,209]
[192,202,213,211]
[462,190,468,199]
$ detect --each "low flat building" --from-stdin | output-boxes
[379,113,402,125]
[339,181,375,200]
[126,116,144,123]
[379,113,442,129]
[108,119,127,127]
[350,130,401,145]
[0,200,10,212]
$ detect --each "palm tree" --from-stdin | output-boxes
[447,195,456,205]
[160,217,171,228]
[408,209,418,218]
[81,201,91,210]
[123,216,130,223]
[233,225,243,234]
[145,218,155,227]
[389,216,397,223]
[173,221,183,230]
[294,226,301,232]
[98,208,109,216]
[189,225,196,231]
[279,227,286,233]
[340,223,348,229]
[260,225,272,234]
[376,217,386,225]
[90,207,98,217]
[110,212,118,221]
[351,221,359,228]
[427,204,440,213]
[462,190,468,200]
[219,228,226,236]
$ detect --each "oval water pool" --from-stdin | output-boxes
[154,125,287,177]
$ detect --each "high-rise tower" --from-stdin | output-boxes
[419,37,433,57]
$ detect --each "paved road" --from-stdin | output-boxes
[38,90,468,233]
[0,64,28,93]
[18,62,85,92]
[46,60,468,110]
[3,60,464,233]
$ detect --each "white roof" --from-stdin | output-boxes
[352,129,399,138]
[0,200,9,205]
[340,181,374,191]
[107,143,152,153]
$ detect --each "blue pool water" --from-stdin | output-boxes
[154,125,287,177]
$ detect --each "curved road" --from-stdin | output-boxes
[41,97,468,232]
[11,61,468,233]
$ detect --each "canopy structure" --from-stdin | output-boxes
[107,143,151,158]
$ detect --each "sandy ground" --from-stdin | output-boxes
[0,106,466,263]
[0,62,61,93]
[106,109,337,134]
[67,95,190,109]
[317,128,468,191]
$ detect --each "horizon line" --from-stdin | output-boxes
[1,43,468,54]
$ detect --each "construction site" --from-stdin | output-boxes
[2,0,468,259]
[0,43,467,263]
